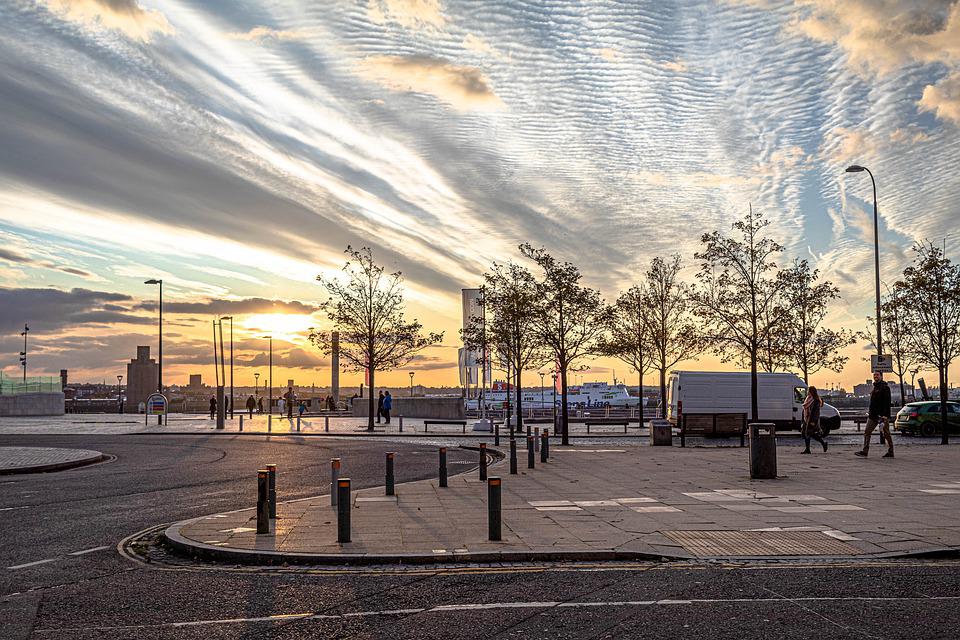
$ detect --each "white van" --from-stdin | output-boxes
[666,371,841,433]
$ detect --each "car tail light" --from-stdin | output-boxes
[909,412,918,419]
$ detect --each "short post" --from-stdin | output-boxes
[330,458,341,507]
[256,469,270,534]
[296,415,301,432]
[540,430,548,463]
[488,477,501,541]
[534,427,540,452]
[399,415,403,433]
[385,452,395,496]
[494,422,500,446]
[509,438,518,474]
[266,463,277,518]
[336,478,351,543]
[527,435,535,469]
[239,415,243,432]
[439,447,448,487]
[479,443,487,481]
[268,414,272,432]
[587,422,591,434]
[680,415,686,448]
[324,415,330,432]
[526,424,531,439]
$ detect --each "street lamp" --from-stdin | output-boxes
[117,375,123,414]
[221,316,233,419]
[19,324,29,383]
[254,372,260,399]
[845,165,882,361]
[263,335,273,416]
[409,371,415,397]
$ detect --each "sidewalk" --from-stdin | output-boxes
[166,442,960,563]
[0,446,107,474]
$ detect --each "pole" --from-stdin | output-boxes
[268,336,273,417]
[229,317,234,419]
[867,168,882,358]
[480,285,486,420]
[506,359,512,435]
[20,325,28,383]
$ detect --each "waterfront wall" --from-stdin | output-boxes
[352,396,464,419]
[0,392,66,416]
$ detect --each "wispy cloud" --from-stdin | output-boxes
[357,54,504,110]
[367,0,447,31]
[225,26,311,43]
[39,0,173,42]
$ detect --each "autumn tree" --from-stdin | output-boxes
[692,206,784,421]
[521,244,611,445]
[865,287,919,406]
[310,246,443,431]
[600,286,654,428]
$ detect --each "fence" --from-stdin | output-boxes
[0,376,62,395]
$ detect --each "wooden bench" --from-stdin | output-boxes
[424,419,469,433]
[584,419,631,434]
[680,413,747,447]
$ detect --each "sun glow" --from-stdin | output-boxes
[241,313,318,342]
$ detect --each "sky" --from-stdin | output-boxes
[1,0,959,392]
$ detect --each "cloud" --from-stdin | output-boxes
[137,297,320,316]
[40,0,173,42]
[367,0,446,31]
[919,71,960,125]
[659,59,689,73]
[0,287,150,332]
[357,55,504,110]
[0,247,99,280]
[463,34,497,56]
[595,47,622,62]
[237,347,329,369]
[631,170,762,189]
[225,26,310,43]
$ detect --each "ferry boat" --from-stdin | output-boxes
[465,381,645,410]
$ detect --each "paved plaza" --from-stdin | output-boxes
[169,440,960,563]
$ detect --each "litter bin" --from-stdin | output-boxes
[749,423,777,479]
[650,419,673,446]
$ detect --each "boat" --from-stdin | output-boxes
[465,381,645,410]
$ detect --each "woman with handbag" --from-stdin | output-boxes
[801,386,828,454]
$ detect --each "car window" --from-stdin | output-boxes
[794,387,805,404]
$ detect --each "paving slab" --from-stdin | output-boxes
[166,442,960,563]
[0,446,106,474]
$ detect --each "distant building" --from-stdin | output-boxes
[125,346,159,413]
[60,369,68,389]
[189,374,202,389]
[853,380,915,402]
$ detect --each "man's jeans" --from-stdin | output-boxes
[863,417,893,454]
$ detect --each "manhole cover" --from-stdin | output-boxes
[662,530,861,556]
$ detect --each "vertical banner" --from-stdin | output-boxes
[461,288,483,392]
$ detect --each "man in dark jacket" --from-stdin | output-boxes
[856,371,894,458]
[376,390,385,424]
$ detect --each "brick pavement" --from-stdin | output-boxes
[168,441,960,562]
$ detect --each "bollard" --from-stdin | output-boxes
[749,423,778,479]
[543,429,550,460]
[330,458,341,507]
[509,438,518,474]
[488,476,501,541]
[534,427,540,452]
[266,463,277,518]
[540,431,548,463]
[527,435,535,469]
[256,469,270,534]
[526,425,531,439]
[399,415,403,433]
[385,452,395,496]
[439,447,448,487]
[239,414,244,431]
[296,415,301,432]
[479,443,488,481]
[268,414,272,432]
[494,422,500,446]
[325,415,330,432]
[337,478,351,543]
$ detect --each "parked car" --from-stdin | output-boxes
[894,401,960,437]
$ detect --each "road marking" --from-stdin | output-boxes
[68,546,110,556]
[7,558,57,570]
[31,595,960,633]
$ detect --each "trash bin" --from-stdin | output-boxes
[749,423,777,479]
[650,419,673,446]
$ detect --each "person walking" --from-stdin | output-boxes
[286,387,294,420]
[257,396,263,414]
[376,390,385,424]
[298,400,306,417]
[801,386,828,454]
[245,395,256,418]
[209,396,217,420]
[856,371,894,458]
[382,390,393,424]
[277,396,285,416]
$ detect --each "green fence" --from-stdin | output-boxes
[0,375,62,395]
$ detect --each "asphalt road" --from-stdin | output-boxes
[1,434,959,639]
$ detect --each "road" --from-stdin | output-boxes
[2,434,959,639]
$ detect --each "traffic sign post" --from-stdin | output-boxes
[145,393,168,425]
[871,354,894,374]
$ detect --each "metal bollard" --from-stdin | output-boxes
[509,438,518,474]
[541,431,548,463]
[296,415,301,432]
[479,443,487,481]
[439,447,448,487]
[494,422,500,446]
[325,415,330,432]
[488,477,501,541]
[527,435,535,469]
[337,478,351,543]
[543,429,550,460]
[256,469,270,534]
[534,427,540,452]
[385,452,395,496]
[239,415,244,431]
[268,414,272,432]
[526,425,531,439]
[266,463,277,518]
[330,458,341,507]
[399,415,403,433]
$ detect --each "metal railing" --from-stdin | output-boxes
[0,375,62,395]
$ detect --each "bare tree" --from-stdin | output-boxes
[692,206,784,421]
[865,287,919,406]
[600,286,655,429]
[642,255,703,416]
[777,258,855,384]
[521,244,611,445]
[310,246,443,431]
[895,242,960,444]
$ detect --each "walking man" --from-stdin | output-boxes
[257,396,263,414]
[376,390,385,424]
[382,390,393,424]
[209,396,217,420]
[245,395,256,418]
[856,371,894,458]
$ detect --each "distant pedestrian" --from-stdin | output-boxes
[257,396,263,414]
[278,397,285,416]
[383,390,392,424]
[209,396,217,419]
[857,372,894,458]
[801,386,827,454]
[298,400,306,417]
[286,387,295,419]
[376,390,385,424]
[245,395,256,418]
[327,395,336,411]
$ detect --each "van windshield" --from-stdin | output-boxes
[794,387,805,404]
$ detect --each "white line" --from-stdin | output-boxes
[7,558,57,570]
[30,596,960,632]
[68,545,110,556]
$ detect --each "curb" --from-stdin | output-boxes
[0,452,109,475]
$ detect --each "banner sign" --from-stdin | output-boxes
[871,354,894,373]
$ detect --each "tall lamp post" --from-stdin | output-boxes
[117,375,123,414]
[221,316,233,419]
[254,372,260,400]
[409,371,415,397]
[844,166,882,361]
[19,324,29,383]
[263,336,273,416]
[144,279,163,425]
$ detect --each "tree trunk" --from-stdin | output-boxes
[750,346,759,422]
[638,368,644,428]
[659,368,667,419]
[941,366,950,445]
[367,367,375,431]
[560,367,570,446]
[898,376,906,411]
[514,361,523,435]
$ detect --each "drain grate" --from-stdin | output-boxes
[662,530,862,556]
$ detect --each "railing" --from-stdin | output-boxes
[0,376,62,395]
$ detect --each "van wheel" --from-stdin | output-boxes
[920,423,937,438]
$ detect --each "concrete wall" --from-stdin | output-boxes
[0,392,65,416]
[352,396,464,419]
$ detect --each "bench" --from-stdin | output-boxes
[584,419,631,434]
[680,413,748,447]
[424,419,469,433]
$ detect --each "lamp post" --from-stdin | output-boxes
[221,316,233,419]
[409,371,415,397]
[19,324,29,383]
[117,375,123,414]
[144,279,163,425]
[263,336,273,416]
[254,372,260,400]
[845,165,882,361]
